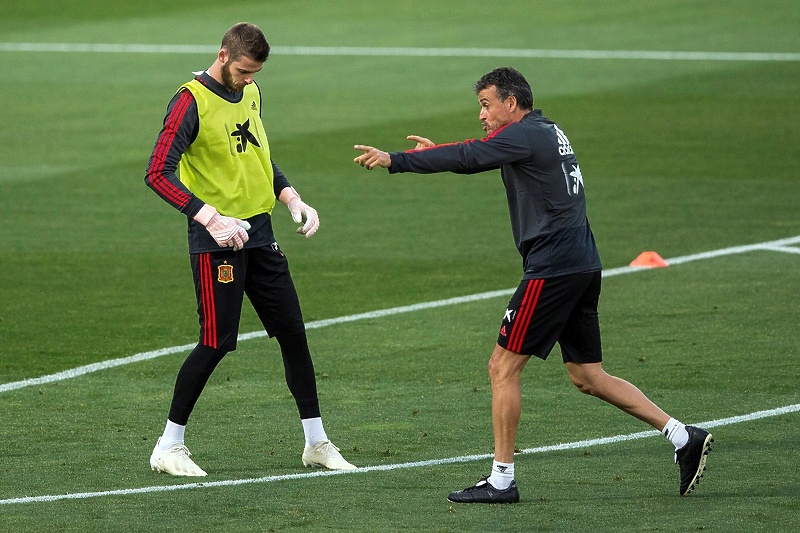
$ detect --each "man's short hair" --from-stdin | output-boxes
[221,22,270,63]
[474,67,533,110]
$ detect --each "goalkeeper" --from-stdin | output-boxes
[144,22,355,476]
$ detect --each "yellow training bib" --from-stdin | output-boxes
[178,80,276,219]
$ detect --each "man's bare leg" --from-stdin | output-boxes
[565,361,669,430]
[489,344,532,462]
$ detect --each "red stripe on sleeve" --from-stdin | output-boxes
[404,122,512,154]
[147,90,194,207]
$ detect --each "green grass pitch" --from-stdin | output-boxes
[1,1,799,531]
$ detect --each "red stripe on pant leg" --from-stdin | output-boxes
[508,279,544,353]
[200,254,210,346]
[206,254,217,348]
[200,254,218,349]
[509,279,544,353]
[518,279,545,351]
[506,280,537,352]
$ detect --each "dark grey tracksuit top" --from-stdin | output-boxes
[389,109,602,279]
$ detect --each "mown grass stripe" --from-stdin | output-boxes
[1,235,798,394]
[1,43,799,62]
[2,403,797,506]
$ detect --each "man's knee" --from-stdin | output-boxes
[566,362,604,396]
[488,345,529,383]
[569,373,595,395]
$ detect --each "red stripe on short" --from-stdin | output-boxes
[507,279,544,353]
[199,254,217,348]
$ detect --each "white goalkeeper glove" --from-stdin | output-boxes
[287,196,319,238]
[193,204,251,251]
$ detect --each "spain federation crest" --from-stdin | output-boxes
[217,261,234,283]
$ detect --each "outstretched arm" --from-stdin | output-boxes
[354,135,435,170]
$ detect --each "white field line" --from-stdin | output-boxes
[760,245,800,255]
[1,42,799,62]
[2,234,799,395]
[1,402,798,506]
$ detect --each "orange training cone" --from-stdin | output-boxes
[629,251,669,268]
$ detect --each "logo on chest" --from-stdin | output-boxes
[230,118,261,153]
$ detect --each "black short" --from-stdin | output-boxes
[190,243,305,352]
[497,270,602,363]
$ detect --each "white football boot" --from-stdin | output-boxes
[301,440,357,470]
[150,438,208,477]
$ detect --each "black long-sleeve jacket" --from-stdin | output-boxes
[389,110,602,278]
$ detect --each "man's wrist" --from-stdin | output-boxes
[193,204,218,226]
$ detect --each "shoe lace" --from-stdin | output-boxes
[168,444,192,458]
[314,440,341,454]
[463,476,491,492]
